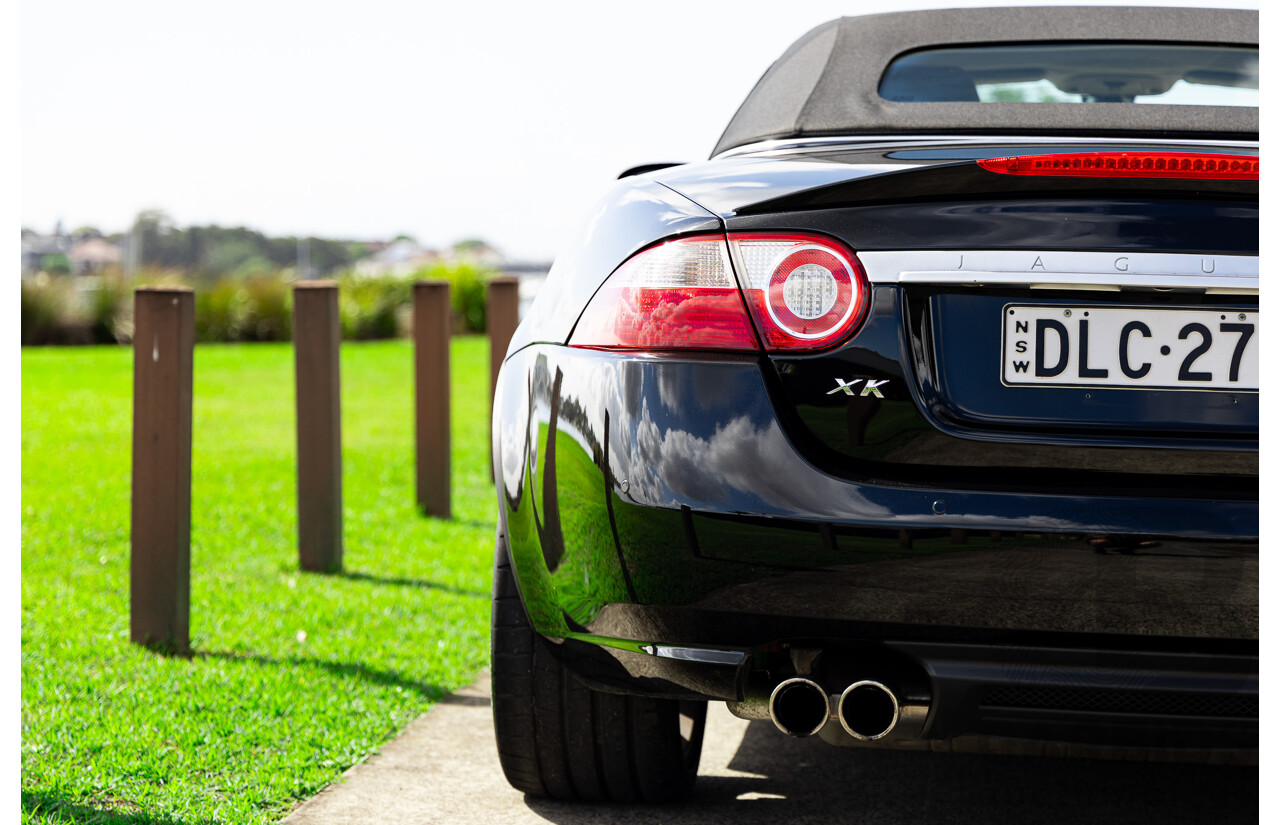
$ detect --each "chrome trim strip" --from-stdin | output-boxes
[714,135,1259,159]
[640,645,748,666]
[859,250,1258,292]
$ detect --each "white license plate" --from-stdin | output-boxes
[1001,305,1257,391]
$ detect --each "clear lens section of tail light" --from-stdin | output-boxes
[728,233,870,350]
[568,236,759,351]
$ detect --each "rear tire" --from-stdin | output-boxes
[490,531,707,802]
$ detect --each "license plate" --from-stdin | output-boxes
[1001,305,1257,391]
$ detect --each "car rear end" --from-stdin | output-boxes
[491,10,1257,787]
[496,140,1257,757]
[723,142,1256,752]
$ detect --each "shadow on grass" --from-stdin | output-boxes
[21,791,218,825]
[455,519,496,531]
[336,570,488,599]
[196,650,486,704]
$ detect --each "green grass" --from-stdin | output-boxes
[22,339,497,824]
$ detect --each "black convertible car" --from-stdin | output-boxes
[489,6,1258,802]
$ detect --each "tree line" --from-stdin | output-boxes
[121,210,369,277]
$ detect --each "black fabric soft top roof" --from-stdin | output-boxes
[711,6,1258,157]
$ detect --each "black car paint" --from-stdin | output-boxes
[493,140,1258,750]
[511,141,1257,353]
[769,286,1257,498]
[506,178,721,354]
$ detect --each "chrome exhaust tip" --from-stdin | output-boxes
[768,677,829,737]
[838,680,900,740]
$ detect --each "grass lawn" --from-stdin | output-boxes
[22,339,497,824]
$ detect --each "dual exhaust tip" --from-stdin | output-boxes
[769,677,900,740]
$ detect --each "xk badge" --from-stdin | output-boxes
[827,378,889,398]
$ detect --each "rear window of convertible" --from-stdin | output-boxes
[879,43,1258,106]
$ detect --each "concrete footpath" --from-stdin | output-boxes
[282,672,1257,825]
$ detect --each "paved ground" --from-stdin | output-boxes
[283,672,1257,825]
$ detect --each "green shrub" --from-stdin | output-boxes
[39,253,70,275]
[21,265,499,345]
[194,279,248,343]
[20,278,72,345]
[194,276,292,343]
[21,274,130,345]
[412,262,491,333]
[87,273,132,344]
[241,276,292,341]
[335,273,411,340]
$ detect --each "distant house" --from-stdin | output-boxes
[21,232,72,276]
[353,239,441,277]
[448,240,504,267]
[68,237,122,274]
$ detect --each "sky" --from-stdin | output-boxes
[21,0,1260,261]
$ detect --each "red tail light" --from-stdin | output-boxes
[568,236,759,351]
[728,233,870,351]
[978,152,1258,181]
[569,232,871,352]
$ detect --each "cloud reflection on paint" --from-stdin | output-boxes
[619,398,891,516]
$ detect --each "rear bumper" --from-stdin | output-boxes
[902,641,1256,750]
[494,343,1257,752]
[548,630,1257,754]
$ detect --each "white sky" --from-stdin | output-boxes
[21,0,1259,261]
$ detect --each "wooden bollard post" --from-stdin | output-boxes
[293,281,343,573]
[414,281,451,518]
[131,287,194,654]
[487,277,519,478]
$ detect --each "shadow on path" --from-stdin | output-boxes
[526,719,1258,825]
[437,689,492,707]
